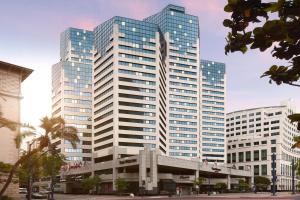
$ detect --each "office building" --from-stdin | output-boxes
[51,28,94,163]
[0,60,33,198]
[200,60,226,163]
[226,100,300,190]
[44,5,246,195]
[93,4,200,166]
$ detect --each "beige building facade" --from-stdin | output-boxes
[0,60,33,198]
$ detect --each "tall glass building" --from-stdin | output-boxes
[92,5,200,165]
[49,5,245,195]
[52,28,94,163]
[200,60,226,163]
[145,4,200,159]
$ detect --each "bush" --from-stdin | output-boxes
[1,196,13,200]
[214,182,227,193]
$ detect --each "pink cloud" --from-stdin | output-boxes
[180,0,228,18]
[103,0,155,20]
[73,19,97,31]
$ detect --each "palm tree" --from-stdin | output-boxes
[0,116,79,198]
[39,116,78,200]
[0,112,19,131]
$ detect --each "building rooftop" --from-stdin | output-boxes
[227,105,285,115]
[0,60,33,81]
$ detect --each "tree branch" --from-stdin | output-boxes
[287,83,300,87]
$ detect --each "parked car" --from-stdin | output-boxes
[26,192,47,199]
[19,188,27,194]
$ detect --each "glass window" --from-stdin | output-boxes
[246,151,251,161]
[254,165,260,176]
[261,149,267,160]
[227,153,231,163]
[232,153,236,163]
[271,139,276,144]
[239,152,244,162]
[261,164,267,175]
[254,150,259,161]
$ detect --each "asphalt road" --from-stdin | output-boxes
[20,193,300,200]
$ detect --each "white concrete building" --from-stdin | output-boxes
[226,100,300,190]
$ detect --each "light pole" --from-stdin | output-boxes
[292,159,295,195]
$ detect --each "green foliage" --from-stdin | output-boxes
[17,152,43,186]
[0,116,78,198]
[214,182,227,192]
[41,154,65,177]
[238,179,250,191]
[0,162,12,174]
[115,177,128,193]
[254,176,271,191]
[0,195,13,200]
[81,176,101,193]
[193,177,205,187]
[297,182,300,190]
[223,0,300,132]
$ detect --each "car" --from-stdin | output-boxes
[39,190,50,194]
[19,188,27,194]
[26,192,47,199]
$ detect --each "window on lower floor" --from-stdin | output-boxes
[246,151,251,161]
[261,164,267,175]
[254,165,259,176]
[239,152,244,162]
[254,150,259,161]
[261,149,267,161]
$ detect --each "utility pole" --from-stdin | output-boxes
[292,159,295,195]
[271,153,277,196]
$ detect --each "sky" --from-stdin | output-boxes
[1,0,299,127]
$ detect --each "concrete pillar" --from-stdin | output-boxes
[150,150,158,194]
[227,175,231,190]
[139,150,147,191]
[112,147,118,191]
[195,170,199,179]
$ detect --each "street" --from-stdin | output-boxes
[20,193,300,200]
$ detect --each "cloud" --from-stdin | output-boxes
[73,19,97,31]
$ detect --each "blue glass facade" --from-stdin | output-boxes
[146,5,200,158]
[52,27,94,162]
[200,60,226,163]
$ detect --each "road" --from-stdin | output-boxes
[21,192,300,200]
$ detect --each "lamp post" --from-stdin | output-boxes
[292,159,295,195]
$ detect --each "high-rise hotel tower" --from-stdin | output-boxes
[51,28,94,163]
[200,60,226,163]
[92,5,201,163]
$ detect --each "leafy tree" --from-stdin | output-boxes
[41,153,65,199]
[115,177,128,194]
[0,162,12,174]
[254,176,271,191]
[0,116,79,199]
[238,179,250,192]
[214,182,227,193]
[193,177,205,194]
[297,182,300,191]
[18,152,43,199]
[223,0,300,136]
[81,176,101,194]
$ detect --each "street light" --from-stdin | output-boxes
[292,159,295,195]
